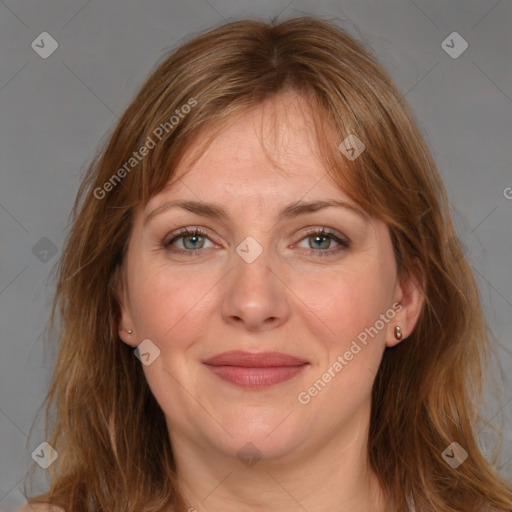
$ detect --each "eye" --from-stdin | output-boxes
[163,227,216,254]
[295,228,350,257]
[162,226,350,258]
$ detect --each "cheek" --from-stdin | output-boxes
[129,260,218,345]
[296,261,393,349]
[295,262,393,404]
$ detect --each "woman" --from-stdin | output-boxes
[17,16,512,512]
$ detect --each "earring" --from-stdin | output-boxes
[127,329,133,335]
[394,325,403,340]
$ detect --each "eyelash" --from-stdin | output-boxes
[163,227,350,258]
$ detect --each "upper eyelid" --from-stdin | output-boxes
[164,227,214,245]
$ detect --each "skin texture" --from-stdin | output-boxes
[117,91,424,512]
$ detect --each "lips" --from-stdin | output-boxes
[203,351,308,367]
[203,351,309,389]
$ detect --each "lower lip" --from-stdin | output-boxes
[204,364,308,389]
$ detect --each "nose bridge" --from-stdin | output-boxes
[232,233,275,296]
[221,232,290,330]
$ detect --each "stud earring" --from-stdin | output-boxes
[127,329,133,335]
[394,325,403,340]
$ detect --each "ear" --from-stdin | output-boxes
[112,264,137,348]
[386,260,425,348]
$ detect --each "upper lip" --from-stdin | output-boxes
[203,351,309,367]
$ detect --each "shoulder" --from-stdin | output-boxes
[11,505,65,512]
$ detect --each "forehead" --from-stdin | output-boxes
[146,92,351,211]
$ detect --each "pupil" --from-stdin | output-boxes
[185,234,203,249]
[312,235,329,250]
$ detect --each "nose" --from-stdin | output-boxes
[221,241,291,332]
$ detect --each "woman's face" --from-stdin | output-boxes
[118,92,422,465]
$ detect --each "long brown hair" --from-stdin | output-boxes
[23,16,512,512]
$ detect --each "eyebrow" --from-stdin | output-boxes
[144,198,367,225]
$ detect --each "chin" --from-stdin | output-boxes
[210,409,311,462]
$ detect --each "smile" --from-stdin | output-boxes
[202,351,310,389]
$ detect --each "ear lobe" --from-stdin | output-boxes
[386,261,425,348]
[111,264,136,347]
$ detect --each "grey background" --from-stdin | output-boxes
[1,0,511,509]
